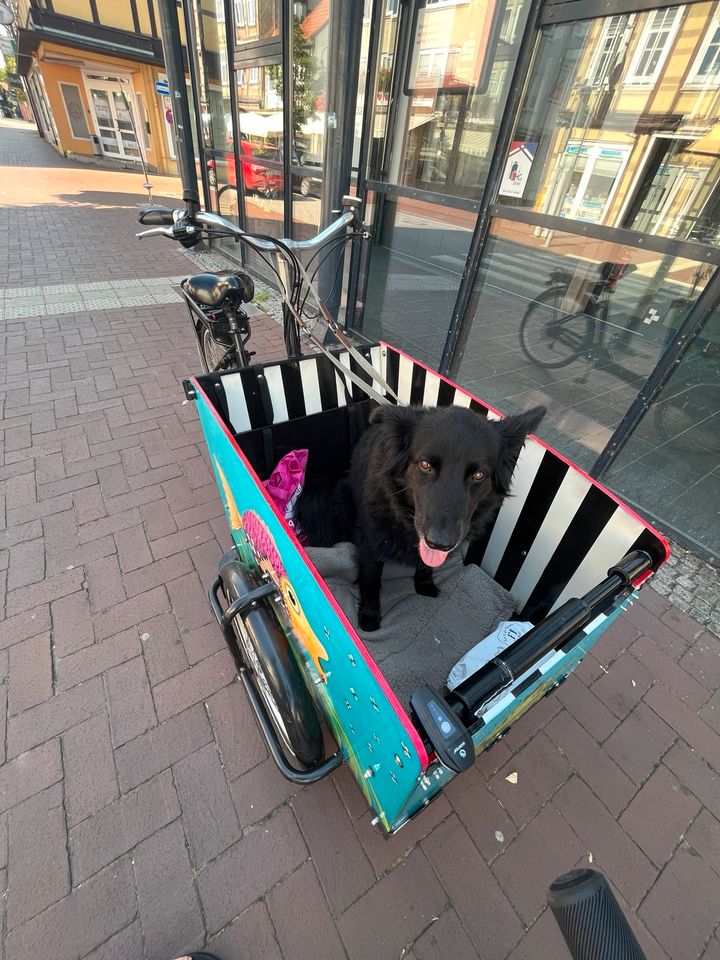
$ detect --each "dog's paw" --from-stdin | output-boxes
[359,609,382,632]
[415,580,440,598]
[414,571,440,598]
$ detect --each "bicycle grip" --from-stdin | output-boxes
[547,869,647,960]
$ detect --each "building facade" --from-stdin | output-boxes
[15,0,180,174]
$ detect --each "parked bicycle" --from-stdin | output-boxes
[519,260,638,369]
[137,192,366,372]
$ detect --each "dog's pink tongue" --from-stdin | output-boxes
[419,538,450,568]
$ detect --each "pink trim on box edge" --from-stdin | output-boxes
[382,341,672,581]
[192,376,430,770]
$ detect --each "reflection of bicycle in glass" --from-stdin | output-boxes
[519,261,637,368]
[652,339,720,455]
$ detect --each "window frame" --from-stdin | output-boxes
[624,6,683,87]
[685,10,720,87]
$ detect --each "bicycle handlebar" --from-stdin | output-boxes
[136,196,363,252]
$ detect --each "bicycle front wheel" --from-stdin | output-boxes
[520,287,596,368]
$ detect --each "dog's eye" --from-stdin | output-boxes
[472,470,486,482]
[418,459,433,473]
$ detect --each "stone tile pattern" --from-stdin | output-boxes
[2,119,720,960]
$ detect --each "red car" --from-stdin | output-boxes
[226,141,284,197]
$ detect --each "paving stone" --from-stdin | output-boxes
[499,690,562,754]
[660,605,706,644]
[412,907,478,960]
[664,742,720,822]
[7,676,105,759]
[592,613,640,667]
[444,764,517,861]
[173,742,240,866]
[62,712,119,826]
[93,585,169,640]
[619,764,701,867]
[8,632,52,715]
[229,757,301,828]
[0,605,50,652]
[68,769,180,882]
[332,762,372,823]
[208,901,282,960]
[79,921,144,960]
[338,848,448,960]
[133,820,205,959]
[182,621,227,664]
[554,777,657,907]
[591,651,655,720]
[167,570,214,633]
[267,862,346,960]
[489,731,572,827]
[6,537,45,591]
[639,844,720,959]
[140,499,177,540]
[57,627,141,691]
[122,552,194,599]
[353,794,453,878]
[555,672,621,739]
[138,610,190,685]
[105,656,156,747]
[631,635,710,710]
[114,701,213,792]
[491,801,585,925]
[292,778,375,916]
[7,566,84,617]
[50,590,94,657]
[680,632,720,692]
[197,805,307,934]
[114,524,152,573]
[423,815,522,956]
[152,648,235,721]
[7,782,70,929]
[624,603,691,661]
[546,710,636,815]
[686,809,720,877]
[85,555,126,614]
[604,699,677,785]
[5,856,138,960]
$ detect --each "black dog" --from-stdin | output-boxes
[346,403,546,631]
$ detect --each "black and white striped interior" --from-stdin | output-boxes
[205,344,665,620]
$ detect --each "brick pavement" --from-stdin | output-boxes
[1,116,720,960]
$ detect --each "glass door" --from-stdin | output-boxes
[86,79,141,160]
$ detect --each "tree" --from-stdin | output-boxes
[268,18,316,141]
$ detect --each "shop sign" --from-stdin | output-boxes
[155,77,170,96]
[498,141,537,199]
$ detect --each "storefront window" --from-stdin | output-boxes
[371,0,531,198]
[604,298,720,556]
[504,3,720,246]
[455,218,713,471]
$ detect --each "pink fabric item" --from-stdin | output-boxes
[262,449,309,541]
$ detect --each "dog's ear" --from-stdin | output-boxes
[370,404,424,476]
[494,405,546,493]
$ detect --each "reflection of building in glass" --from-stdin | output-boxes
[515,3,720,246]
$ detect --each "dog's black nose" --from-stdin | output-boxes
[424,535,457,552]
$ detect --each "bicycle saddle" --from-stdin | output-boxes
[183,271,254,308]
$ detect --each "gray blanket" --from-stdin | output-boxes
[306,542,516,707]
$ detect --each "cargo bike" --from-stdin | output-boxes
[138,195,669,835]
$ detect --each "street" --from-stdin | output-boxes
[2,116,720,960]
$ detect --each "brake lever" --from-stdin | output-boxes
[136,226,175,239]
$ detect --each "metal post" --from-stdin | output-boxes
[591,265,720,478]
[181,0,212,211]
[156,0,200,213]
[223,0,246,234]
[282,0,293,239]
[345,0,383,333]
[318,0,365,319]
[438,0,543,377]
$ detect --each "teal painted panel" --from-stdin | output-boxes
[194,382,428,832]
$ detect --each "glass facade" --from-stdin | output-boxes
[183,0,720,560]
